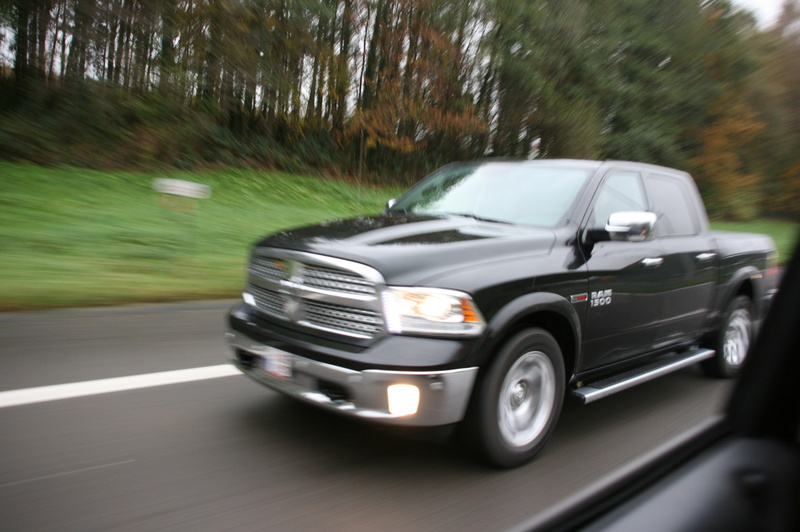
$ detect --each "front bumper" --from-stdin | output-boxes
[227,329,478,426]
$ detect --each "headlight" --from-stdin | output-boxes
[382,287,485,336]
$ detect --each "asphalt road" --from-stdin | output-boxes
[0,301,734,531]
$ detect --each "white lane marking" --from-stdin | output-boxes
[0,365,241,408]
[0,460,136,489]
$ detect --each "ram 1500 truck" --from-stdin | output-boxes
[226,159,779,467]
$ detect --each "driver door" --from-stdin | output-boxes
[581,170,666,370]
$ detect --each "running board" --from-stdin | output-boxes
[570,348,715,404]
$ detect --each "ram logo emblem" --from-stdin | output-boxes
[591,290,613,307]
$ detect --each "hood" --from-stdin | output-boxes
[255,215,556,285]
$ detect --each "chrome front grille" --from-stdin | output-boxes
[303,265,376,295]
[246,250,385,340]
[305,300,383,337]
[249,257,288,283]
[249,285,288,319]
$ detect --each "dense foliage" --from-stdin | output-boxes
[1,0,799,219]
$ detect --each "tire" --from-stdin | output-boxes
[467,328,565,468]
[702,295,754,378]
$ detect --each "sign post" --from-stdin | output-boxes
[153,178,211,213]
[153,179,212,254]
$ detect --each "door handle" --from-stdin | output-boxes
[696,252,717,263]
[642,257,664,268]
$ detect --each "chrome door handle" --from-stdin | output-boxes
[642,257,664,268]
[696,252,717,262]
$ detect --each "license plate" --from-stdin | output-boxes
[253,346,293,379]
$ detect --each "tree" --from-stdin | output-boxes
[763,0,800,217]
[692,91,765,220]
[0,0,797,198]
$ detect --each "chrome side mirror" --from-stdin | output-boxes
[385,198,397,213]
[605,212,657,242]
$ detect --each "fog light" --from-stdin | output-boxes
[387,384,420,416]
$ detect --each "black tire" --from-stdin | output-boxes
[702,295,754,378]
[466,328,565,468]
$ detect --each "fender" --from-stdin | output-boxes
[702,265,764,341]
[474,291,582,370]
[719,265,761,312]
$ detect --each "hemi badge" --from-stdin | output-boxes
[570,294,589,304]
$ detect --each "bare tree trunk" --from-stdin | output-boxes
[12,0,31,101]
[331,0,352,134]
[158,0,177,96]
[66,0,94,80]
[47,2,65,82]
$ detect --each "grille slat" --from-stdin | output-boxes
[247,252,383,339]
[305,300,383,337]
[250,285,288,319]
[303,266,376,295]
[250,257,288,283]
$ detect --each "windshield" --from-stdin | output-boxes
[390,163,591,227]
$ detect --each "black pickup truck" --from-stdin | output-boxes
[226,159,778,467]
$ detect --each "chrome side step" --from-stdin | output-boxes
[570,348,715,404]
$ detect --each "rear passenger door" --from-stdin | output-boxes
[645,173,717,348]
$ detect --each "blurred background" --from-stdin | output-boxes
[0,0,798,310]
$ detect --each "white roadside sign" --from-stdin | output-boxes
[153,178,211,199]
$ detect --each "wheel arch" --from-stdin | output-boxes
[726,265,759,299]
[704,266,758,346]
[478,293,581,382]
[716,265,759,323]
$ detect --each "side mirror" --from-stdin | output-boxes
[384,198,397,214]
[605,211,657,242]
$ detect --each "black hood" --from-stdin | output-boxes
[255,215,555,285]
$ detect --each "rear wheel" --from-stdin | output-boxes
[702,295,754,378]
[468,328,565,468]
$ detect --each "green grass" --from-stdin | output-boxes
[710,219,799,264]
[0,162,796,311]
[0,163,400,311]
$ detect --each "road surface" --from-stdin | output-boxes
[0,301,733,531]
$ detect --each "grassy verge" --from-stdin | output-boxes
[1,162,796,311]
[710,219,798,263]
[0,163,399,311]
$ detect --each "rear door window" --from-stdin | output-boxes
[647,174,699,236]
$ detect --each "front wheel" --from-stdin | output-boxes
[467,328,565,468]
[702,295,754,378]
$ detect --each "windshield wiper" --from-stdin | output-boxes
[443,212,511,224]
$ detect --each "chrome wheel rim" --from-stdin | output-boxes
[723,308,751,367]
[498,351,556,447]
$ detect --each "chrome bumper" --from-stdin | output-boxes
[226,330,478,426]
